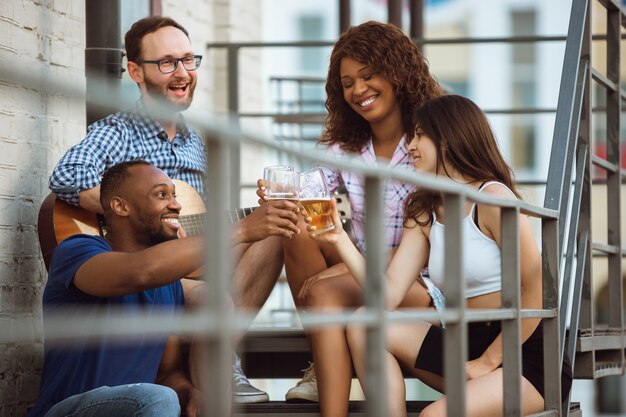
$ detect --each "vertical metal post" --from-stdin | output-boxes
[364,177,387,417]
[339,0,351,33]
[541,217,562,413]
[605,2,623,350]
[409,0,424,49]
[85,0,123,125]
[575,0,595,380]
[204,134,233,417]
[442,193,466,417]
[227,45,241,209]
[543,0,588,214]
[387,0,402,28]
[500,207,522,416]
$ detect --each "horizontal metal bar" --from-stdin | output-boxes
[594,366,626,378]
[577,334,626,351]
[597,0,625,12]
[592,242,621,254]
[591,68,619,92]
[207,33,626,51]
[527,411,559,417]
[269,76,325,83]
[591,154,620,173]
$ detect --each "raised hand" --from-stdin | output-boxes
[237,199,301,242]
[305,198,344,244]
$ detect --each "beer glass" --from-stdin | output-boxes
[263,165,299,202]
[300,168,335,235]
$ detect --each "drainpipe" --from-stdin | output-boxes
[410,0,424,52]
[85,0,124,125]
[339,0,351,33]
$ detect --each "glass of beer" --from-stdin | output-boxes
[299,168,335,235]
[263,165,299,202]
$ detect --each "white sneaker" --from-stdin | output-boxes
[232,354,270,404]
[285,362,318,402]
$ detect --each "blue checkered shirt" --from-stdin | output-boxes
[317,137,415,253]
[49,101,206,205]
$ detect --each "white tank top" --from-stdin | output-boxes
[427,181,516,298]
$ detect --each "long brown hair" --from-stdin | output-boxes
[321,21,442,153]
[404,95,520,226]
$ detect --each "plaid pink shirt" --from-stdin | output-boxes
[317,137,416,253]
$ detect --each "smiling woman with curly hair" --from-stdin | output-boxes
[268,21,444,417]
[321,20,442,152]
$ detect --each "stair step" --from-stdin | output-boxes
[233,400,428,416]
[233,401,582,416]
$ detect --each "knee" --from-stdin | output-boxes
[132,384,180,417]
[419,400,445,417]
[345,308,366,345]
[306,279,346,309]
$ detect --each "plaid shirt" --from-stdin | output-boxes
[317,137,416,253]
[49,101,206,205]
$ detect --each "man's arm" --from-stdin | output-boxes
[73,235,205,297]
[78,186,104,213]
[156,335,204,417]
[49,118,127,208]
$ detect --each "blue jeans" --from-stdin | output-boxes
[44,383,180,417]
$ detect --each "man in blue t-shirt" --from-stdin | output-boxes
[29,161,206,417]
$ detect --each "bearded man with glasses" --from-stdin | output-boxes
[46,15,298,411]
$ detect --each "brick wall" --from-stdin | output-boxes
[0,1,262,414]
[0,0,85,415]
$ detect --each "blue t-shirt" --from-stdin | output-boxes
[28,235,185,417]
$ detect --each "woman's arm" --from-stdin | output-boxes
[466,187,543,379]
[310,200,429,309]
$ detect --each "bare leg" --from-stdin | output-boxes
[306,274,363,417]
[419,369,544,417]
[233,236,284,317]
[345,283,438,417]
[283,216,342,306]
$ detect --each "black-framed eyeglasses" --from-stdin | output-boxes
[136,55,203,74]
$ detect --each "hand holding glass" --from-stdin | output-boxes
[300,168,335,235]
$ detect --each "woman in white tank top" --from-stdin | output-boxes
[307,95,571,416]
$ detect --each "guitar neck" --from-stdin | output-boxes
[179,207,257,237]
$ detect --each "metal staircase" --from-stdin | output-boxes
[214,0,626,415]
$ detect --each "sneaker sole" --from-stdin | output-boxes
[285,392,319,403]
[233,393,270,404]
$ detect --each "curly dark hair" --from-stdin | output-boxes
[320,21,442,153]
[404,95,520,227]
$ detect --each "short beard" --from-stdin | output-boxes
[144,76,194,113]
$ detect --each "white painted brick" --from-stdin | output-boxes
[53,0,71,15]
[0,286,14,313]
[0,196,18,222]
[20,229,39,258]
[0,168,18,200]
[12,26,39,59]
[0,20,15,53]
[49,37,72,68]
[0,1,14,20]
[18,257,45,286]
[0,140,19,168]
[13,0,39,31]
[0,258,17,285]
